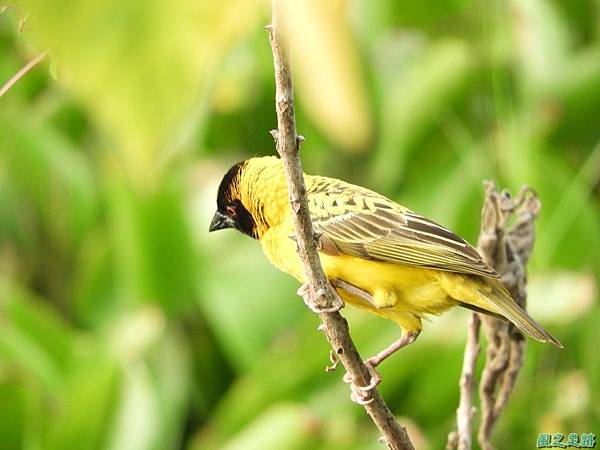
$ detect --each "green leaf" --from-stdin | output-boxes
[371,39,473,190]
[0,113,97,256]
[106,174,197,314]
[0,282,75,391]
[47,359,120,450]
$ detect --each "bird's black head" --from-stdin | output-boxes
[209,161,258,239]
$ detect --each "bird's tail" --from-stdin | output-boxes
[477,280,563,348]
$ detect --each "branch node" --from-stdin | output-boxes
[325,349,339,372]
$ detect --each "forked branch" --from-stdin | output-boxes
[447,182,541,450]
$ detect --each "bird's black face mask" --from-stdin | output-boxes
[209,161,259,239]
[209,201,257,238]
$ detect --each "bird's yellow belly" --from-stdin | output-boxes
[323,254,456,326]
[261,227,457,332]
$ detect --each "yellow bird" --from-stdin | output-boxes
[209,156,562,372]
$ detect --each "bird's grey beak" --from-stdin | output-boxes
[209,211,235,232]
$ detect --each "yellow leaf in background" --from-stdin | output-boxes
[15,0,265,183]
[554,371,590,419]
[511,0,571,90]
[528,271,597,324]
[106,306,165,362]
[281,0,372,152]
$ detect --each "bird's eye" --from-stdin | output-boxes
[226,205,237,217]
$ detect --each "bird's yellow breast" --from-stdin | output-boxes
[261,218,459,332]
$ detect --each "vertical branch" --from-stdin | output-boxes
[266,1,414,449]
[447,313,481,450]
[447,182,541,450]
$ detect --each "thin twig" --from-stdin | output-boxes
[0,4,29,32]
[447,313,481,450]
[267,2,414,449]
[0,51,48,99]
[478,318,510,450]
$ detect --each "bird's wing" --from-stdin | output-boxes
[306,177,497,278]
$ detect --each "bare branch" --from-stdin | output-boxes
[267,1,414,449]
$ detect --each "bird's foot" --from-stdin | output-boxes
[296,283,344,314]
[296,283,310,299]
[331,279,377,307]
[325,285,345,312]
[343,360,381,405]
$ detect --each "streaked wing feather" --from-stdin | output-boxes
[307,178,497,278]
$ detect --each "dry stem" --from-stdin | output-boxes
[446,312,481,450]
[448,182,541,450]
[267,1,414,449]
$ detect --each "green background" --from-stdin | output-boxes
[1,0,598,448]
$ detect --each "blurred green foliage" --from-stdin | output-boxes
[1,0,599,449]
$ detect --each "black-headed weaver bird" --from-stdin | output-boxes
[209,156,562,385]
